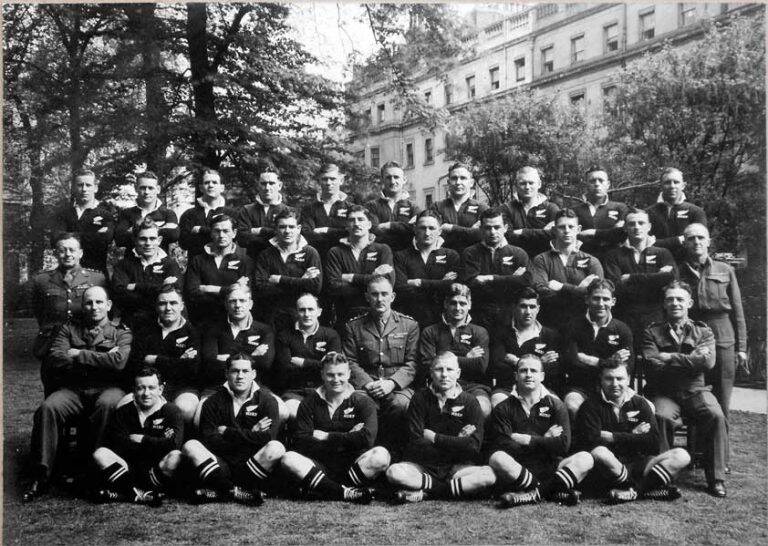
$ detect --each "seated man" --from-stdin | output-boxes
[281,352,389,504]
[429,162,487,253]
[564,279,634,419]
[572,358,691,503]
[184,213,254,327]
[111,218,182,328]
[386,352,494,502]
[23,286,131,502]
[182,353,286,504]
[419,283,491,417]
[325,205,394,328]
[343,275,419,452]
[275,294,342,419]
[127,286,201,424]
[394,210,460,328]
[92,366,183,506]
[531,208,604,331]
[179,169,236,258]
[488,354,590,507]
[461,206,531,332]
[114,170,179,251]
[253,207,322,332]
[490,288,562,406]
[642,281,727,497]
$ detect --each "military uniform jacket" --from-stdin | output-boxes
[235,198,290,258]
[300,194,354,253]
[365,195,422,251]
[573,199,629,258]
[646,200,706,255]
[461,242,532,305]
[641,319,716,397]
[114,203,179,250]
[275,325,342,392]
[201,318,275,388]
[127,320,201,390]
[490,324,562,391]
[293,387,378,459]
[603,243,678,309]
[51,202,116,271]
[103,401,184,462]
[325,238,394,310]
[429,198,487,251]
[45,317,132,391]
[178,200,237,257]
[502,196,560,257]
[573,390,659,459]
[419,319,490,386]
[199,384,279,460]
[565,315,634,392]
[343,311,419,390]
[253,238,323,309]
[111,250,183,319]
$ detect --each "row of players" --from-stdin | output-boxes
[23,275,726,505]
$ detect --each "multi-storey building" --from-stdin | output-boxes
[347,2,761,207]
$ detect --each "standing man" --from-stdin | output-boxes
[23,286,131,502]
[235,165,289,259]
[300,163,354,259]
[179,169,236,258]
[503,166,560,258]
[419,284,492,417]
[325,205,395,327]
[280,352,388,503]
[343,276,419,451]
[429,162,487,252]
[646,167,707,261]
[50,169,116,273]
[26,233,107,394]
[394,210,460,327]
[460,207,531,332]
[386,352,495,503]
[365,161,421,251]
[573,166,628,261]
[115,171,179,251]
[642,281,727,497]
[531,208,604,330]
[253,208,323,332]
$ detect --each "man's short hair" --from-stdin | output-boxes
[320,351,349,369]
[516,165,542,179]
[683,222,709,238]
[479,206,507,223]
[515,287,540,304]
[136,171,159,183]
[599,356,628,374]
[157,284,184,301]
[347,204,374,222]
[318,163,341,176]
[296,292,320,307]
[554,208,578,222]
[444,283,471,303]
[587,278,615,296]
[447,162,473,177]
[259,162,280,178]
[210,213,235,229]
[201,168,220,180]
[226,352,254,370]
[663,280,693,297]
[659,167,683,181]
[274,207,299,224]
[73,168,96,180]
[516,353,543,372]
[380,161,403,176]
[625,207,649,220]
[432,351,459,368]
[367,274,393,291]
[223,282,251,300]
[53,232,82,248]
[135,365,163,385]
[585,165,608,178]
[135,217,160,236]
[416,209,443,224]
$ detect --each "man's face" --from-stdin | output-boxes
[227,359,256,395]
[135,228,161,258]
[415,215,442,247]
[366,280,395,316]
[444,295,470,324]
[347,210,371,238]
[322,362,351,395]
[684,225,710,259]
[296,295,321,329]
[513,298,539,327]
[587,288,615,322]
[381,167,406,197]
[319,171,343,198]
[134,374,163,410]
[448,167,473,199]
[515,357,544,393]
[515,171,541,200]
[661,171,685,203]
[136,178,160,207]
[663,287,692,321]
[82,287,111,323]
[258,172,282,203]
[481,215,506,246]
[585,170,610,201]
[56,238,83,269]
[276,217,300,246]
[201,174,224,199]
[430,356,461,393]
[600,365,630,403]
[555,217,581,246]
[625,212,651,243]
[74,175,98,203]
[156,291,184,326]
[210,220,235,249]
[226,289,253,321]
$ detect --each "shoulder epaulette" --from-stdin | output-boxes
[395,311,416,322]
[692,320,709,328]
[348,312,367,323]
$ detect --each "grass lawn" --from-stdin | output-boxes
[3,318,767,545]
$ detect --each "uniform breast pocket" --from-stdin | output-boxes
[705,273,730,302]
[388,335,407,362]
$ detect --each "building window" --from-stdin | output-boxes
[424,188,434,208]
[405,143,414,169]
[679,3,698,26]
[570,92,585,106]
[362,110,372,128]
[376,103,385,123]
[514,57,526,82]
[639,10,655,41]
[604,23,619,53]
[444,83,453,105]
[541,46,554,74]
[424,90,432,104]
[466,76,476,100]
[602,85,617,108]
[370,146,380,169]
[489,66,500,90]
[424,138,434,164]
[570,35,585,64]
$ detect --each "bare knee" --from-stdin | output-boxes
[491,392,509,408]
[261,440,286,462]
[160,450,183,472]
[182,439,207,461]
[280,451,306,474]
[365,446,391,472]
[385,463,409,485]
[669,447,691,468]
[564,392,585,416]
[477,396,492,419]
[590,445,614,465]
[93,446,116,466]
[564,451,594,474]
[174,394,200,422]
[285,399,301,420]
[476,466,497,488]
[488,451,515,471]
